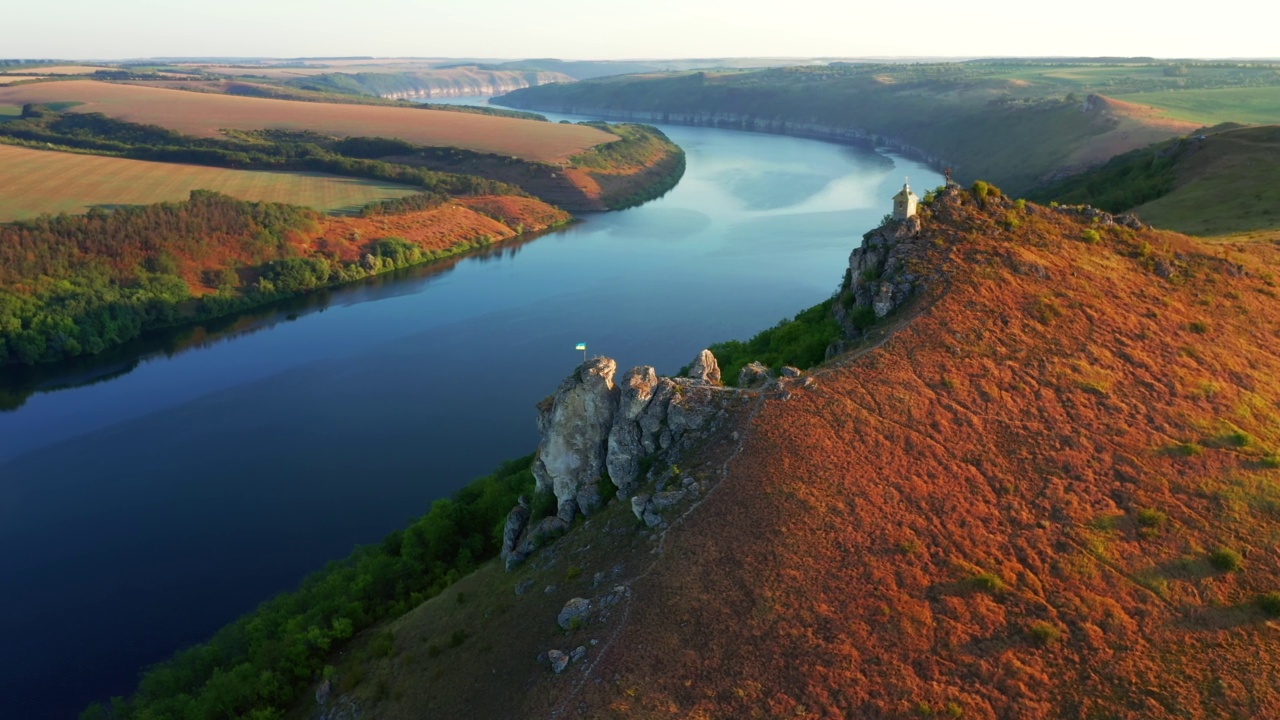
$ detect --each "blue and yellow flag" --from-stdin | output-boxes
[575,342,587,351]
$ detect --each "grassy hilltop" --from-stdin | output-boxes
[256,184,1280,720]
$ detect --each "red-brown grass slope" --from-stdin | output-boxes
[570,193,1280,718]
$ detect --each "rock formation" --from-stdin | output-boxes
[532,357,620,520]
[687,349,722,385]
[843,214,923,321]
[504,350,733,568]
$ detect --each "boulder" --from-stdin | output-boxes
[688,349,722,385]
[508,515,568,570]
[649,489,687,512]
[557,597,592,630]
[570,646,588,663]
[630,493,651,521]
[780,366,801,378]
[738,361,773,388]
[532,357,619,517]
[548,649,569,674]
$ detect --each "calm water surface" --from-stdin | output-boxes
[0,104,941,717]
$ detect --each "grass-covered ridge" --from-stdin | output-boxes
[81,456,536,720]
[1033,124,1280,239]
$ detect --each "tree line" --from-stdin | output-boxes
[81,456,536,720]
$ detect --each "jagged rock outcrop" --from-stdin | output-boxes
[506,515,569,571]
[498,497,531,567]
[688,349,722,385]
[507,350,733,569]
[606,366,661,498]
[532,357,620,520]
[832,213,923,344]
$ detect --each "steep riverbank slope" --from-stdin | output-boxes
[281,67,576,100]
[304,186,1280,719]
[495,64,1215,193]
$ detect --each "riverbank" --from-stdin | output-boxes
[382,123,686,213]
[0,192,570,368]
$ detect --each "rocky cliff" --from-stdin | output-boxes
[288,68,575,100]
[501,350,746,569]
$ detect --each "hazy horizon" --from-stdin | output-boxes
[6,0,1276,62]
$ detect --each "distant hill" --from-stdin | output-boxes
[496,60,1280,194]
[1033,124,1280,240]
[282,67,576,100]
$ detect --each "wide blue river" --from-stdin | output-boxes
[0,102,941,717]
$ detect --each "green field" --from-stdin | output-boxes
[0,144,422,221]
[0,105,20,121]
[1134,125,1280,238]
[1113,86,1280,125]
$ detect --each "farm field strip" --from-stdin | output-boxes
[0,65,113,75]
[0,80,615,162]
[0,144,422,221]
[1113,86,1280,125]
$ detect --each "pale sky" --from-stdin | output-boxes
[5,0,1276,61]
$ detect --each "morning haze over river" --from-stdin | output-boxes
[0,100,941,716]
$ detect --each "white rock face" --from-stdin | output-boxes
[532,357,620,518]
[688,349,722,385]
[507,352,732,570]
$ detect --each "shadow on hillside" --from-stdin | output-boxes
[1176,604,1271,632]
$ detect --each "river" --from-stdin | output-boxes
[0,101,942,717]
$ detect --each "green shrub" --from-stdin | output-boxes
[969,572,1008,594]
[1081,229,1102,244]
[1027,621,1062,645]
[1189,320,1211,334]
[1208,546,1244,572]
[1136,508,1168,529]
[710,298,842,386]
[1258,592,1280,617]
[368,629,396,659]
[531,487,558,519]
[971,180,993,202]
